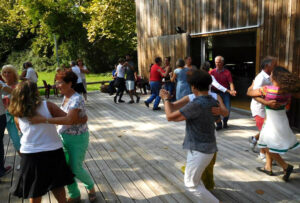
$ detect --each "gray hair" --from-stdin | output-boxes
[215,56,224,62]
[176,59,185,68]
[260,56,277,70]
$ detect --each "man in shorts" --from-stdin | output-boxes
[249,56,279,160]
[125,55,140,104]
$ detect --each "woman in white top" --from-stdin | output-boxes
[9,81,74,203]
[30,71,96,203]
[77,59,89,101]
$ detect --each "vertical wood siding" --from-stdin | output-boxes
[136,0,299,78]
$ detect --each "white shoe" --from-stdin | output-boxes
[16,164,20,171]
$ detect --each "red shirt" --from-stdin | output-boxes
[150,64,165,82]
[209,68,233,90]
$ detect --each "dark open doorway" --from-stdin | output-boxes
[190,31,257,110]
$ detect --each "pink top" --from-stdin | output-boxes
[259,85,291,108]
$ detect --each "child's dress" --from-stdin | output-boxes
[258,86,299,154]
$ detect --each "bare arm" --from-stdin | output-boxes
[159,89,186,121]
[30,102,87,125]
[247,82,261,97]
[170,71,177,82]
[0,84,12,94]
[212,95,229,117]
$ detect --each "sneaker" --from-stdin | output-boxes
[282,164,294,182]
[223,122,228,128]
[153,107,161,111]
[0,166,12,177]
[118,100,125,103]
[16,164,20,171]
[136,96,140,103]
[128,100,134,104]
[249,136,257,149]
[144,101,149,108]
[258,153,266,162]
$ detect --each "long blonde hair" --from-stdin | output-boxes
[1,64,19,83]
[8,81,41,118]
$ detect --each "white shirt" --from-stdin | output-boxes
[72,66,82,83]
[188,91,218,102]
[25,67,37,83]
[116,64,125,78]
[18,101,63,153]
[250,70,272,118]
[0,81,7,115]
[80,65,87,80]
[211,75,227,93]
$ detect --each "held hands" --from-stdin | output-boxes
[159,89,171,100]
[265,100,281,109]
[229,90,237,96]
[28,115,47,124]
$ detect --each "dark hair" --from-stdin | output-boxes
[155,57,162,64]
[165,56,171,62]
[260,56,276,70]
[185,56,192,60]
[200,61,211,72]
[272,66,300,93]
[22,63,26,69]
[77,59,84,66]
[62,70,78,87]
[71,61,77,66]
[176,59,185,68]
[118,58,125,63]
[25,62,33,68]
[187,69,212,91]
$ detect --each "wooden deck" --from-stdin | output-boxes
[1,91,300,203]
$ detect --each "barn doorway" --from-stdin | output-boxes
[190,31,257,110]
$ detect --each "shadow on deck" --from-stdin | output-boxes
[1,91,300,203]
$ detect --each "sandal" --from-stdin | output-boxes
[282,164,293,182]
[88,192,97,202]
[256,167,274,176]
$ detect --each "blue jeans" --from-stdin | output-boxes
[164,82,175,101]
[0,114,6,175]
[146,81,162,108]
[218,92,231,125]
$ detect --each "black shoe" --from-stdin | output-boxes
[144,101,149,108]
[128,100,134,104]
[118,100,125,103]
[256,167,274,176]
[153,107,161,111]
[283,164,294,182]
[223,123,228,128]
[136,96,140,103]
[216,122,222,131]
[114,96,117,103]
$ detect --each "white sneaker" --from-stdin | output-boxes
[16,164,20,171]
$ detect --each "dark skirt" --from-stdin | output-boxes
[74,83,87,94]
[10,148,74,199]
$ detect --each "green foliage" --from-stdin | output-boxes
[0,0,137,73]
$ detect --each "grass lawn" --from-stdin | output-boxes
[36,71,112,95]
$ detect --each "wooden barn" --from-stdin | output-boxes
[135,0,300,128]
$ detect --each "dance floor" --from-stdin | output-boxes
[1,91,300,203]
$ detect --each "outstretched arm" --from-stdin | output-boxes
[160,89,186,121]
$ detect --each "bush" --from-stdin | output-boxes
[5,49,57,72]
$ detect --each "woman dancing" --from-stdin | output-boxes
[247,66,300,181]
[9,81,74,203]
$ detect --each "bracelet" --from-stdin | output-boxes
[164,99,172,102]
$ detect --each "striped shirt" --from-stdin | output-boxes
[259,86,291,108]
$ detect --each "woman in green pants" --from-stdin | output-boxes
[31,71,96,203]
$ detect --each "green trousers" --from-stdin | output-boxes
[60,132,94,198]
